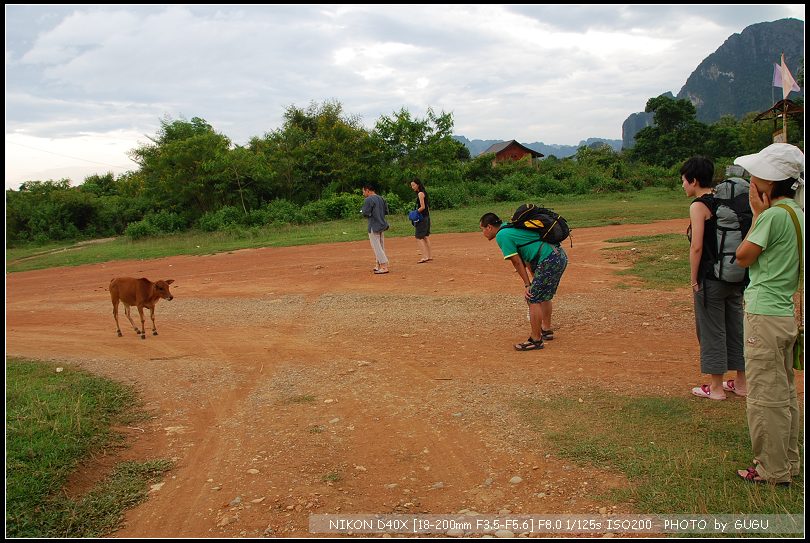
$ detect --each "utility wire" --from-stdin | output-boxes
[6,140,134,168]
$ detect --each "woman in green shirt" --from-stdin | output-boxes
[733,143,804,486]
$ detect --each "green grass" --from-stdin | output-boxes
[6,187,685,273]
[6,358,172,537]
[516,390,804,516]
[604,233,689,290]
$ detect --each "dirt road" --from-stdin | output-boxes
[8,219,781,537]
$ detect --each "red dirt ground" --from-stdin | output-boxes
[6,219,801,537]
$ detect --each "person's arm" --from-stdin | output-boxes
[417,192,426,213]
[736,182,769,268]
[361,197,373,218]
[688,201,710,291]
[507,254,533,294]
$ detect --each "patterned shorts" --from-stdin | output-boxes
[527,247,568,303]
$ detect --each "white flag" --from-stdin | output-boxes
[773,53,800,100]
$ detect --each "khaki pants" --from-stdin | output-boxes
[744,313,801,484]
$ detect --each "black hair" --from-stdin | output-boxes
[362,182,377,192]
[769,177,798,200]
[679,156,715,188]
[479,212,502,228]
[411,178,427,193]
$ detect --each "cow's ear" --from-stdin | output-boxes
[166,279,175,284]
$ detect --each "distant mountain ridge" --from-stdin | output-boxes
[623,18,804,148]
[453,135,622,158]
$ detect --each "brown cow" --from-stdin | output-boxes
[110,277,175,339]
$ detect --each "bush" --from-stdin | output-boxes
[144,210,186,233]
[125,220,160,240]
[264,199,302,225]
[531,174,567,196]
[197,206,243,232]
[487,183,527,202]
[429,185,467,209]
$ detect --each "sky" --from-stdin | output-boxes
[4,4,805,190]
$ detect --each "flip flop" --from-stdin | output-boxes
[736,466,790,486]
[373,269,389,274]
[722,380,747,396]
[417,258,432,263]
[691,384,726,400]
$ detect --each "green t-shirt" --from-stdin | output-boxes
[495,224,554,267]
[744,199,804,316]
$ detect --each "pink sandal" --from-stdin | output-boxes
[691,384,726,400]
[722,380,747,397]
[736,466,790,486]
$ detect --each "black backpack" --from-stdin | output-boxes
[693,177,753,284]
[509,203,572,246]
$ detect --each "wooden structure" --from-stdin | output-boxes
[753,99,803,143]
[480,140,543,165]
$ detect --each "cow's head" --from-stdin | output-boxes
[155,279,175,300]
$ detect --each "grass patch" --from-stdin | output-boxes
[516,390,804,515]
[6,358,172,537]
[6,187,684,273]
[603,233,688,290]
[322,471,342,483]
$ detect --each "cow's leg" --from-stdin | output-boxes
[137,306,147,339]
[112,300,123,336]
[149,307,159,335]
[123,303,141,335]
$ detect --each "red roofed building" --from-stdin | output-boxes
[480,140,544,165]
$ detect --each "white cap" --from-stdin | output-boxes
[734,143,804,181]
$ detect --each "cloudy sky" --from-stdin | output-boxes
[5,4,805,190]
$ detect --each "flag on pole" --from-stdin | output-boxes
[772,53,800,100]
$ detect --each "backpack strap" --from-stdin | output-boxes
[775,203,803,328]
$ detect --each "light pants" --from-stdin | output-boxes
[744,313,801,484]
[368,231,388,265]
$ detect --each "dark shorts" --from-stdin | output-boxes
[414,215,431,239]
[527,247,568,303]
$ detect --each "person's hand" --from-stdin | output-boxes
[749,182,770,215]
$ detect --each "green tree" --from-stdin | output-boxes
[250,100,380,203]
[373,107,463,171]
[631,96,709,166]
[129,116,233,220]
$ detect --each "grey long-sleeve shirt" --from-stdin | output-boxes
[361,194,389,233]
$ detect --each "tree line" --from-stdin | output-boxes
[6,95,803,246]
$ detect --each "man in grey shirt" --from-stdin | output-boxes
[361,183,390,274]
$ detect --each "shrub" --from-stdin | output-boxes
[487,183,527,202]
[264,199,302,224]
[144,210,186,233]
[531,174,567,196]
[429,185,467,209]
[197,206,242,232]
[125,220,160,240]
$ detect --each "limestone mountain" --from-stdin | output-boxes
[623,18,804,148]
[677,18,804,123]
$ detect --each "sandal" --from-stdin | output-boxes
[541,328,554,341]
[514,337,544,351]
[722,380,747,397]
[736,466,790,486]
[691,384,726,400]
[417,258,432,263]
[373,269,390,275]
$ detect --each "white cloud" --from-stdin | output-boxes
[4,4,805,189]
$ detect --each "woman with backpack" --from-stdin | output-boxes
[681,156,747,401]
[409,178,433,263]
[733,143,804,486]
